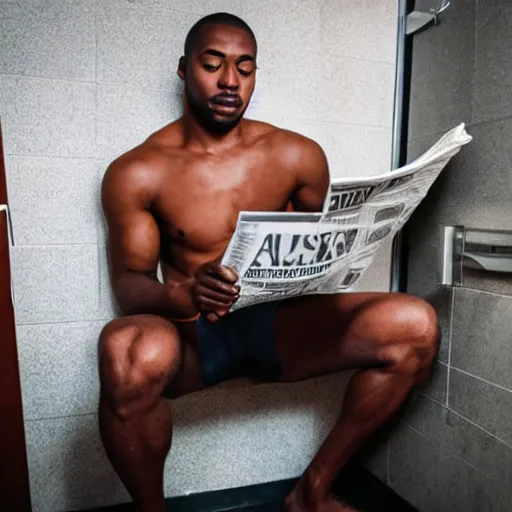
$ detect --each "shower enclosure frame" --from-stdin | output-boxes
[390,0,414,293]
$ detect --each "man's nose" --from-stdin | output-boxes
[218,63,239,90]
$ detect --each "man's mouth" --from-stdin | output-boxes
[210,94,243,108]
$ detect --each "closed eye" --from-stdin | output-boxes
[203,64,221,72]
[237,61,256,77]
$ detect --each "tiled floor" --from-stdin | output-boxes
[86,464,417,512]
[332,465,417,512]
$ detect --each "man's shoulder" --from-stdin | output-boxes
[260,123,327,172]
[103,147,164,191]
[101,146,174,209]
[103,122,185,192]
[247,120,323,155]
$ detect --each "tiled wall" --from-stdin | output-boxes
[0,1,397,510]
[388,0,512,510]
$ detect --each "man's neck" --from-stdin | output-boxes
[182,109,245,154]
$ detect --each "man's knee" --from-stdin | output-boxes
[98,316,181,417]
[367,294,439,372]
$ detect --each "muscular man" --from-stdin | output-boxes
[99,12,438,512]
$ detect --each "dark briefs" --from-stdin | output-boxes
[195,301,282,386]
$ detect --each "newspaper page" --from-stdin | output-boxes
[222,123,472,311]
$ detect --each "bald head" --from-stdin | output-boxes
[184,12,257,59]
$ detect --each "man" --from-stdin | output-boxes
[99,12,438,512]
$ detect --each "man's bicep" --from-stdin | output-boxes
[292,141,330,212]
[101,166,160,278]
[107,210,160,277]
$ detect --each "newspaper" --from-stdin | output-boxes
[222,123,472,311]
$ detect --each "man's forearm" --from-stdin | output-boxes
[113,272,198,320]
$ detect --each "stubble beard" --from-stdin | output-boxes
[185,85,245,135]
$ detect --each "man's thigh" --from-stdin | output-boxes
[274,292,393,381]
[161,321,206,399]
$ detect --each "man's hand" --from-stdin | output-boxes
[193,262,240,322]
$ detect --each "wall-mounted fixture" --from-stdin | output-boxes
[437,225,512,286]
[406,0,451,36]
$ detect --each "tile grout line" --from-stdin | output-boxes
[411,113,512,143]
[0,71,95,85]
[407,425,477,471]
[409,109,512,143]
[418,391,446,408]
[98,3,396,67]
[94,0,99,161]
[17,317,112,327]
[409,128,457,144]
[393,414,512,494]
[0,71,180,94]
[97,243,102,321]
[469,0,477,126]
[404,424,434,442]
[450,366,512,395]
[278,118,392,130]
[94,0,98,87]
[11,242,98,248]
[5,154,98,161]
[446,288,455,408]
[404,424,479,470]
[446,407,512,451]
[25,411,97,423]
[94,0,104,253]
[405,395,512,455]
[4,127,393,153]
[457,285,512,300]
[321,52,396,67]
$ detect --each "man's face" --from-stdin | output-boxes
[180,23,257,133]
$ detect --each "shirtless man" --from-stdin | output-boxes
[99,12,439,512]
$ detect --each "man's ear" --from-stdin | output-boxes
[177,56,186,80]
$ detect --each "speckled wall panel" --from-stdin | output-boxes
[0,0,398,507]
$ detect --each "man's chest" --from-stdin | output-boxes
[153,156,295,252]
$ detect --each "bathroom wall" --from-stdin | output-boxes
[0,1,397,510]
[387,0,512,510]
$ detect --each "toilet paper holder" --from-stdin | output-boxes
[437,225,512,286]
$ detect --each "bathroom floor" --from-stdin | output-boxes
[86,464,417,512]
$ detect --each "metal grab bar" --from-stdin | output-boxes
[0,206,15,305]
[0,203,14,247]
[437,225,512,286]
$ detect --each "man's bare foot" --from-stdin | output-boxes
[285,478,360,512]
[285,491,359,511]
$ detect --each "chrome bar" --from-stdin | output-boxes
[0,205,15,306]
[437,225,512,286]
[437,225,464,286]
